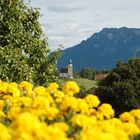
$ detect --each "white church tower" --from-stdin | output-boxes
[68,58,73,79]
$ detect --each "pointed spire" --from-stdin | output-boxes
[69,58,72,64]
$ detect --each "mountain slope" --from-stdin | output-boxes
[57,27,140,71]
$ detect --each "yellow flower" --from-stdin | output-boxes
[0,123,11,140]
[44,125,69,140]
[7,107,21,120]
[46,82,59,93]
[0,81,8,94]
[71,114,97,128]
[2,95,12,100]
[8,97,20,107]
[62,81,80,96]
[33,86,46,96]
[108,118,122,127]
[80,128,117,140]
[2,80,140,140]
[87,108,97,116]
[54,90,65,103]
[98,103,114,119]
[53,122,69,132]
[80,120,129,140]
[18,132,34,140]
[130,109,140,120]
[95,112,104,120]
[19,96,32,107]
[71,114,88,128]
[31,96,50,109]
[0,110,6,118]
[119,112,135,123]
[136,119,140,129]
[46,107,59,120]
[77,99,89,114]
[60,96,78,112]
[88,109,104,121]
[119,122,140,135]
[6,82,20,97]
[19,81,33,91]
[0,100,4,110]
[84,94,100,108]
[28,108,46,118]
[10,112,46,139]
[88,116,97,126]
[113,129,129,140]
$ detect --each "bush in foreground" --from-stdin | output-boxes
[96,58,140,116]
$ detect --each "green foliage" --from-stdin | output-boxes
[96,57,140,116]
[95,69,110,75]
[80,67,95,80]
[59,78,98,98]
[130,134,140,140]
[73,72,81,78]
[72,78,98,98]
[0,0,60,85]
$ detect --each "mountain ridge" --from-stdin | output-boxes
[57,27,140,71]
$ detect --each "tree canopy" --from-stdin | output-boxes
[96,58,140,116]
[80,67,95,80]
[0,0,60,85]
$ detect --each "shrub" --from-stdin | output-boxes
[96,57,140,116]
[0,0,60,85]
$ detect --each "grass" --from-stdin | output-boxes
[71,78,98,92]
[60,77,98,94]
[59,78,98,97]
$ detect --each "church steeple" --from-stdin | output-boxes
[68,58,73,78]
[59,58,74,79]
[69,58,72,64]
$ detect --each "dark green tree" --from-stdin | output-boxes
[0,0,60,85]
[96,58,140,116]
[80,67,95,80]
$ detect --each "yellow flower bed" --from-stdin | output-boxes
[0,80,140,140]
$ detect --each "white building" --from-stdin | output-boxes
[59,59,73,79]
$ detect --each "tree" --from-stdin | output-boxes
[95,58,140,116]
[0,0,60,85]
[80,67,95,80]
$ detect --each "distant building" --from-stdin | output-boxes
[95,74,107,81]
[59,59,73,79]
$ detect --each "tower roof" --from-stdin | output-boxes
[69,58,72,64]
[59,68,68,73]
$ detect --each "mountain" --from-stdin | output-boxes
[57,27,140,71]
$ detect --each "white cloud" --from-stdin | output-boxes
[47,3,83,13]
[27,0,140,51]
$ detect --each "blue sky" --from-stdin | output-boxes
[25,0,140,51]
